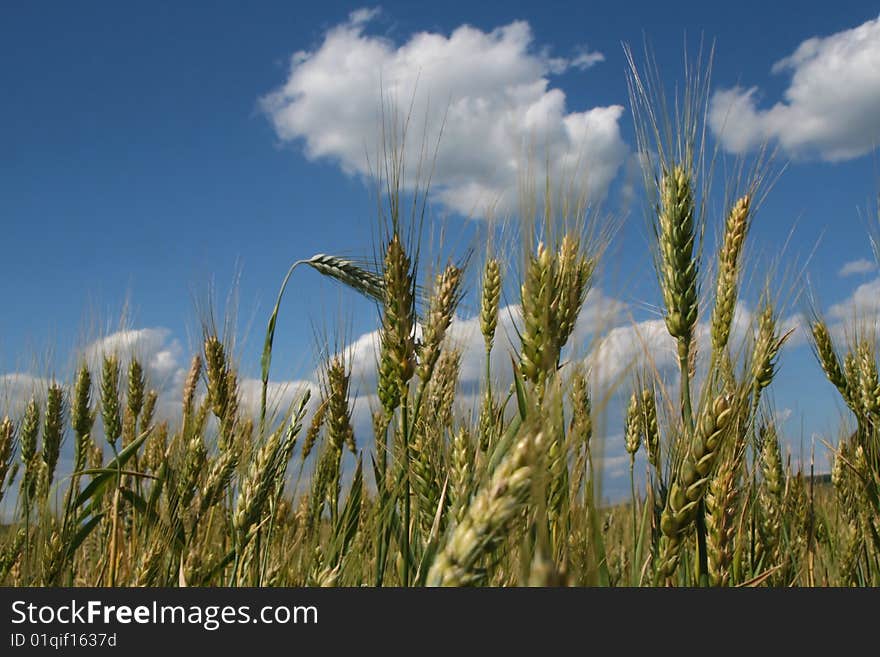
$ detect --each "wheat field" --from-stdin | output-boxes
[0,54,878,588]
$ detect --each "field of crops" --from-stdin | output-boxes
[0,54,878,588]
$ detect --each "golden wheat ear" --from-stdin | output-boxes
[711,195,751,357]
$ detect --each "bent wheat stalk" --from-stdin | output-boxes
[261,253,384,433]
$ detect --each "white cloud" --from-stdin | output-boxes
[600,453,631,480]
[839,258,875,277]
[261,11,628,217]
[0,373,52,415]
[710,16,880,161]
[775,407,793,424]
[780,312,809,349]
[348,6,380,25]
[238,377,317,419]
[83,328,185,390]
[1,329,188,418]
[828,276,880,322]
[587,317,672,391]
[570,48,605,71]
[815,275,880,345]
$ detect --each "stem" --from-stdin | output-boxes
[252,528,262,586]
[485,346,493,400]
[695,500,709,587]
[61,468,80,539]
[260,259,307,437]
[229,539,241,586]
[108,488,120,586]
[23,496,31,584]
[330,450,341,526]
[108,442,122,587]
[586,466,610,586]
[132,418,141,560]
[630,457,637,580]
[679,339,707,586]
[375,504,391,587]
[401,394,411,587]
[374,418,390,587]
[377,416,388,483]
[749,493,757,579]
[678,343,694,433]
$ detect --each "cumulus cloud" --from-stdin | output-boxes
[839,258,875,277]
[261,10,628,216]
[709,16,880,161]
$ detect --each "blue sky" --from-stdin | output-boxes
[2,1,880,493]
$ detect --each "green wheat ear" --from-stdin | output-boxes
[417,263,463,384]
[657,164,698,353]
[624,392,642,457]
[0,417,14,506]
[480,257,501,351]
[100,355,122,447]
[40,383,65,491]
[711,194,751,357]
[641,387,661,468]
